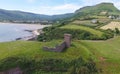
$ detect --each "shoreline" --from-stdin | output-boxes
[16,29,43,41]
[16,28,45,41]
[0,22,52,26]
[0,22,42,25]
[0,22,51,42]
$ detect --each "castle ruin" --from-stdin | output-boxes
[43,34,72,52]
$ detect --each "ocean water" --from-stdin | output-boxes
[0,23,48,42]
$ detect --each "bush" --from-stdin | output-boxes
[0,57,98,74]
[115,28,120,35]
[38,26,114,41]
[38,27,110,41]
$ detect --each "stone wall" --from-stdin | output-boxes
[43,34,71,52]
[43,42,66,52]
[64,34,71,48]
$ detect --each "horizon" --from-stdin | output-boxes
[0,0,120,15]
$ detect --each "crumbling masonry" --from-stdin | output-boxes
[43,34,71,52]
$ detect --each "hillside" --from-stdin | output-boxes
[60,24,103,37]
[81,36,120,74]
[0,2,120,24]
[75,3,120,15]
[0,40,94,74]
[0,37,120,73]
[57,2,120,29]
[0,9,74,23]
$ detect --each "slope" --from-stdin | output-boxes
[75,2,120,15]
[0,37,120,73]
[80,36,120,74]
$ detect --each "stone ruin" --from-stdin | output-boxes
[43,34,71,52]
[0,67,22,74]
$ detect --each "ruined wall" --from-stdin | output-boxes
[64,34,71,48]
[43,34,71,52]
[43,42,66,52]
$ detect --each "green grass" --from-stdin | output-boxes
[60,24,103,37]
[79,36,120,74]
[1,37,120,73]
[0,40,91,61]
[80,36,120,61]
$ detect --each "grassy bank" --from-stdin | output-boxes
[0,37,120,73]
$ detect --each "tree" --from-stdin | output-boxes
[115,28,120,35]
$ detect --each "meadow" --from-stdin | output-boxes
[81,36,120,74]
[0,36,120,73]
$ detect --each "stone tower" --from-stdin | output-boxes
[64,34,71,48]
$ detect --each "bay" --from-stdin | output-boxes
[0,23,49,42]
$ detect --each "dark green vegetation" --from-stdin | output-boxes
[0,56,98,74]
[37,24,114,41]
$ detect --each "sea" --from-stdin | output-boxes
[0,23,49,42]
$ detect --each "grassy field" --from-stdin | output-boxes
[0,37,120,73]
[0,40,91,61]
[60,24,103,37]
[80,36,120,74]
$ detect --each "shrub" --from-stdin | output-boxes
[0,57,98,74]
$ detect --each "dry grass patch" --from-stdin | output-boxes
[101,21,120,30]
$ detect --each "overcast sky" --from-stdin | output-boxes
[0,0,120,15]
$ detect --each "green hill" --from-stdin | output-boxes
[62,2,120,30]
[0,2,120,24]
[75,3,120,15]
[60,24,103,37]
[0,37,120,73]
[0,9,74,23]
[37,24,114,41]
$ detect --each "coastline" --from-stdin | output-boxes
[0,22,42,25]
[16,27,46,41]
[16,29,42,41]
[0,22,51,42]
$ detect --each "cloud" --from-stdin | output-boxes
[23,0,120,15]
[114,2,120,9]
[29,4,81,15]
[53,4,81,10]
[80,0,113,6]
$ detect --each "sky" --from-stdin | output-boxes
[0,0,120,15]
